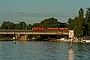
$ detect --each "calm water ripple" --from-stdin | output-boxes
[0,41,90,60]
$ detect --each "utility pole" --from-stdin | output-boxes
[86,31,87,39]
[25,22,27,41]
[23,22,24,30]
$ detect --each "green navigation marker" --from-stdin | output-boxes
[13,37,16,44]
[13,40,16,44]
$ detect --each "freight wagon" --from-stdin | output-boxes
[32,27,68,31]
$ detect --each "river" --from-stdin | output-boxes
[0,41,90,60]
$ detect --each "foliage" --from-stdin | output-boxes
[40,17,58,28]
[73,17,83,37]
[1,8,90,38]
[67,8,90,37]
[85,8,90,36]
[0,21,15,29]
[14,22,27,30]
[32,23,40,27]
[27,24,32,30]
[78,8,84,19]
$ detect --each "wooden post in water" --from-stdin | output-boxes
[68,38,74,60]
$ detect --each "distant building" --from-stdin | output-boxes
[58,22,67,28]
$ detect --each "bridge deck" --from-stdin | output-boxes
[0,30,69,35]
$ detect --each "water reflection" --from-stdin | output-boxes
[0,41,90,60]
[28,42,69,60]
[68,41,74,60]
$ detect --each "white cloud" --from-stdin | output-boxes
[0,12,77,17]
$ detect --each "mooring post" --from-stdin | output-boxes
[68,38,74,60]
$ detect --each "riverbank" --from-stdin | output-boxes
[49,38,90,43]
[0,38,90,43]
[49,39,78,42]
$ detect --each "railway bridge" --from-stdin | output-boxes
[0,29,69,41]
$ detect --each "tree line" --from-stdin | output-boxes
[0,17,67,30]
[0,8,90,38]
[67,8,90,37]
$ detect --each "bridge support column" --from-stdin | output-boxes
[20,34,27,41]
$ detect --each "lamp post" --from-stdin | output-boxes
[86,31,87,37]
[23,22,24,30]
[25,22,28,41]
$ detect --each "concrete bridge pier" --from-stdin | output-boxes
[19,34,28,41]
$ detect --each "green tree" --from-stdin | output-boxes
[78,8,84,19]
[85,8,90,36]
[67,8,85,37]
[0,21,15,29]
[32,23,40,27]
[67,18,74,30]
[40,17,58,28]
[73,17,83,37]
[27,24,32,30]
[14,22,27,30]
[85,8,90,19]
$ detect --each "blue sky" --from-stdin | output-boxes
[0,0,90,25]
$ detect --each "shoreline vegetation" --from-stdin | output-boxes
[0,38,90,43]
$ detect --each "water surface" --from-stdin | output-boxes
[0,41,90,60]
